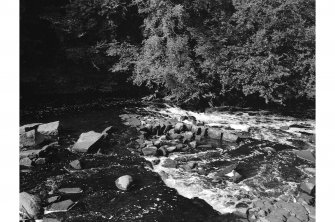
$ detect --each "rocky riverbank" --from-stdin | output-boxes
[20,102,315,222]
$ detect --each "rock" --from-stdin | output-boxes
[153,140,161,147]
[294,150,315,163]
[47,196,60,204]
[159,135,167,140]
[69,160,82,170]
[300,180,315,195]
[157,147,168,156]
[170,133,183,140]
[304,167,316,175]
[280,126,290,130]
[197,144,213,150]
[58,188,83,194]
[189,141,197,149]
[297,192,314,205]
[19,192,43,219]
[162,158,177,168]
[286,216,301,222]
[142,146,157,156]
[35,158,46,165]
[222,131,239,142]
[20,129,45,148]
[232,170,242,182]
[163,124,173,134]
[215,163,238,177]
[20,123,41,134]
[20,149,41,159]
[46,200,75,213]
[37,121,60,140]
[206,128,222,140]
[174,122,185,133]
[181,162,197,171]
[230,124,250,132]
[166,146,177,152]
[102,126,115,137]
[115,175,134,191]
[20,157,33,167]
[39,142,58,157]
[182,131,194,140]
[176,144,185,151]
[72,131,103,153]
[263,147,276,153]
[265,208,290,222]
[152,159,160,165]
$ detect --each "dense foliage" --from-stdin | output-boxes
[22,0,315,107]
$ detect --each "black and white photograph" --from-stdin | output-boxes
[3,0,334,221]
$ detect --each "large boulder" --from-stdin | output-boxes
[37,121,60,141]
[72,131,103,153]
[115,175,134,191]
[19,192,43,219]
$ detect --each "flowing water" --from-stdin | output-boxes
[20,100,315,221]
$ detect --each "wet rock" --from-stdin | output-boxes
[35,158,46,165]
[263,147,276,153]
[20,149,41,159]
[20,157,33,167]
[47,196,60,204]
[102,126,116,137]
[115,175,134,191]
[297,192,314,205]
[206,128,222,140]
[232,171,243,182]
[174,122,185,133]
[280,126,290,130]
[163,124,173,134]
[37,121,60,141]
[162,158,177,168]
[182,131,194,140]
[72,131,103,153]
[170,133,183,140]
[294,150,315,163]
[189,141,197,149]
[197,167,207,175]
[197,144,213,150]
[39,142,58,158]
[304,167,316,175]
[69,160,82,170]
[142,146,157,156]
[19,192,43,219]
[216,163,238,177]
[58,188,83,194]
[181,162,197,171]
[166,146,177,152]
[159,135,167,140]
[300,179,315,196]
[152,159,160,165]
[157,147,168,156]
[222,131,239,142]
[265,208,290,222]
[46,200,75,213]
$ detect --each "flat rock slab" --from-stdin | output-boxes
[46,200,75,213]
[20,149,41,159]
[58,188,83,194]
[294,150,315,163]
[72,131,103,153]
[69,160,82,170]
[37,121,60,140]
